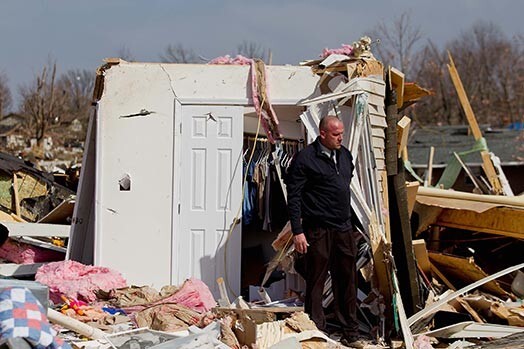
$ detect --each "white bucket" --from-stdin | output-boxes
[511,270,524,298]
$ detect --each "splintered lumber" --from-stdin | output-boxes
[408,262,524,327]
[389,67,405,109]
[428,252,510,298]
[412,239,430,276]
[402,82,432,104]
[405,181,419,218]
[447,52,502,194]
[396,116,411,157]
[435,206,524,239]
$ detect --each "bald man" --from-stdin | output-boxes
[286,115,361,347]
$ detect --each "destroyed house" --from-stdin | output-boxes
[407,125,524,194]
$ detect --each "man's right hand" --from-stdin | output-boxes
[293,233,309,254]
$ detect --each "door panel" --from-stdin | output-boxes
[175,105,243,297]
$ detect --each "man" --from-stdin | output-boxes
[286,115,362,347]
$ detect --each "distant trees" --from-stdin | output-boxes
[159,40,270,63]
[19,62,67,145]
[369,12,422,78]
[0,72,12,119]
[160,44,200,63]
[57,69,95,127]
[237,40,269,63]
[18,63,95,147]
[116,45,135,62]
[412,21,524,127]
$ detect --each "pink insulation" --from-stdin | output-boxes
[168,278,216,313]
[0,238,65,264]
[208,54,253,65]
[321,44,353,58]
[35,260,127,304]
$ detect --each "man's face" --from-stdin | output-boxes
[320,119,344,150]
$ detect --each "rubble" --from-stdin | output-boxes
[0,36,522,349]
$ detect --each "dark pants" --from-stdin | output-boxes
[297,226,359,339]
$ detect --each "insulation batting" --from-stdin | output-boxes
[35,260,127,304]
[321,44,353,58]
[168,278,216,313]
[0,238,64,264]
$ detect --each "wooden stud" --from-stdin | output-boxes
[447,52,502,194]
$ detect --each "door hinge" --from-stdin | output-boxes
[179,123,182,134]
[178,203,181,214]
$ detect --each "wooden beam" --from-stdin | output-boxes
[435,206,524,239]
[429,252,511,299]
[447,52,502,194]
[430,262,457,291]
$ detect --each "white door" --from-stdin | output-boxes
[174,105,243,297]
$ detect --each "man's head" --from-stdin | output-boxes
[319,115,344,150]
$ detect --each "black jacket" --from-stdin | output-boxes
[286,137,354,234]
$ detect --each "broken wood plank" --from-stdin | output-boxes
[402,82,432,107]
[435,206,524,239]
[396,116,411,157]
[389,67,405,109]
[430,262,457,291]
[408,262,524,327]
[429,252,511,298]
[412,239,430,276]
[447,52,502,194]
[405,181,419,218]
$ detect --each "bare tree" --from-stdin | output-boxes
[412,21,523,127]
[369,12,422,78]
[19,62,68,146]
[58,69,95,125]
[0,71,12,119]
[117,45,135,61]
[237,40,268,62]
[160,44,199,63]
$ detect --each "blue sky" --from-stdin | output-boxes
[1,0,522,108]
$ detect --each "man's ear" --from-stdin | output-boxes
[319,129,326,139]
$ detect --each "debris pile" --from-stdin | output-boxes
[0,37,522,349]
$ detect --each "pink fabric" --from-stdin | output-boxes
[0,238,64,264]
[35,260,127,304]
[321,44,354,58]
[208,54,253,65]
